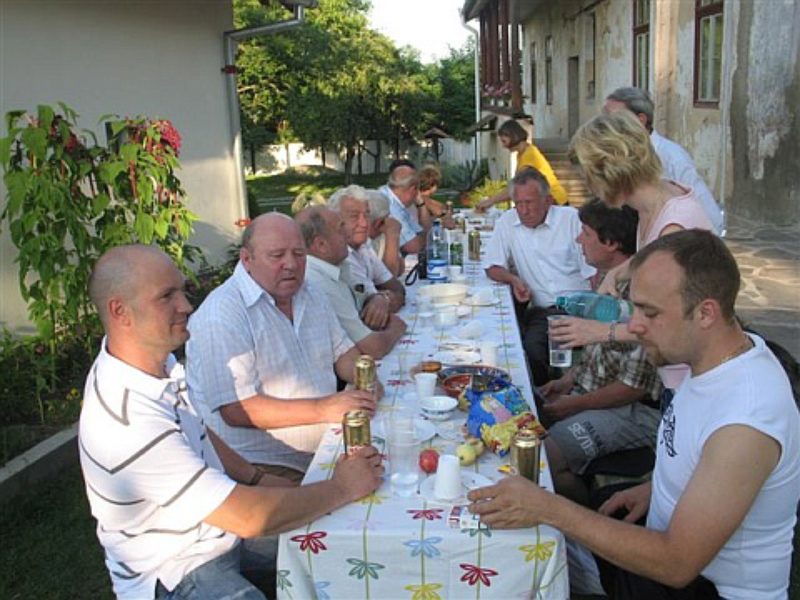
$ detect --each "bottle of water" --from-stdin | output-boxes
[426,219,449,282]
[555,291,634,322]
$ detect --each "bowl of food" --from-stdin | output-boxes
[441,373,472,398]
[417,283,469,306]
[437,365,511,385]
[419,395,458,421]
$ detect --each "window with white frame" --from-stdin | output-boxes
[633,0,650,91]
[694,0,723,105]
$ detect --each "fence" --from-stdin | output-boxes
[244,139,477,176]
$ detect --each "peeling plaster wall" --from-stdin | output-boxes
[729,0,800,224]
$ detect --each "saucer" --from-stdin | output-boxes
[418,472,493,505]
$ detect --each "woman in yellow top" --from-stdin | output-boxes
[477,119,568,210]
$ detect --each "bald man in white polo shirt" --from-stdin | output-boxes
[484,167,595,385]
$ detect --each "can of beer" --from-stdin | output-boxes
[455,215,466,233]
[342,410,371,456]
[468,230,481,261]
[511,428,541,484]
[445,200,454,216]
[354,354,376,393]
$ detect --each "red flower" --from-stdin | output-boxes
[290,531,328,554]
[156,119,182,156]
[407,509,444,521]
[459,563,498,587]
[234,218,252,228]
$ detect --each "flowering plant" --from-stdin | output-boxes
[482,82,513,100]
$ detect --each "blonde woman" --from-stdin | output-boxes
[551,110,713,390]
[476,119,567,211]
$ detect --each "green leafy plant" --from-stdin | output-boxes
[0,103,200,399]
[468,177,511,209]
[440,158,488,195]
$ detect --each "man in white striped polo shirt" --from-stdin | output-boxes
[79,245,383,599]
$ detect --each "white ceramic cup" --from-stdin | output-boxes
[414,372,437,399]
[479,341,498,366]
[433,454,462,500]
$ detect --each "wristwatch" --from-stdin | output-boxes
[415,200,426,208]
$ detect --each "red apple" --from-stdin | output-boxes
[418,448,440,474]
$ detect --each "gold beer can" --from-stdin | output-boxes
[354,354,376,392]
[511,428,541,484]
[468,230,481,261]
[455,215,466,233]
[343,410,372,456]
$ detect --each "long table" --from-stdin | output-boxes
[277,235,569,599]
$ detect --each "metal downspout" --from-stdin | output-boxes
[461,13,481,163]
[223,6,306,220]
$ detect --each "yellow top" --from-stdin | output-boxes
[516,144,568,205]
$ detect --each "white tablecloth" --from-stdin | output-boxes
[278,244,569,600]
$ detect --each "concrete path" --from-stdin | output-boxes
[726,215,800,359]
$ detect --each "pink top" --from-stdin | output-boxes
[637,181,715,390]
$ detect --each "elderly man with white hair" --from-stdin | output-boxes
[380,159,431,255]
[364,189,404,277]
[329,185,406,330]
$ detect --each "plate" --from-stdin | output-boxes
[456,305,472,318]
[455,320,483,339]
[437,364,511,384]
[434,420,465,442]
[462,295,499,307]
[372,417,436,443]
[433,350,481,365]
[418,472,494,504]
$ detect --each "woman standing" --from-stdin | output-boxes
[477,119,568,210]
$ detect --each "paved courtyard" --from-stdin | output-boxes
[726,215,800,359]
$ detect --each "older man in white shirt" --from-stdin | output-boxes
[604,86,725,234]
[484,167,595,385]
[186,213,377,480]
[329,185,406,330]
[296,206,407,359]
[380,160,432,255]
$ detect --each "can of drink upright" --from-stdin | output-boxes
[511,428,541,484]
[342,410,372,456]
[468,229,481,261]
[354,354,376,393]
[455,215,466,233]
[445,200,454,216]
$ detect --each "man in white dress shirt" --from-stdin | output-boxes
[186,214,378,480]
[365,188,404,277]
[484,167,595,385]
[329,184,406,330]
[380,160,431,255]
[604,86,724,234]
[296,206,407,359]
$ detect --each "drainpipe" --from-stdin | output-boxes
[223,5,306,220]
[717,0,737,236]
[461,12,481,163]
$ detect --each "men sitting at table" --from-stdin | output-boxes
[364,189,404,277]
[470,230,800,600]
[483,167,595,385]
[380,159,429,255]
[604,86,724,233]
[186,213,379,480]
[296,205,407,357]
[80,244,383,599]
[328,185,406,330]
[540,199,662,505]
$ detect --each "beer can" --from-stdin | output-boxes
[445,200,454,216]
[354,354,376,393]
[342,410,372,456]
[468,230,481,261]
[511,428,541,484]
[455,215,466,233]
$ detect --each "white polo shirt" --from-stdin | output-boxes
[79,343,238,599]
[305,255,372,344]
[186,262,353,471]
[346,244,393,296]
[651,130,724,234]
[382,184,422,247]
[483,206,595,307]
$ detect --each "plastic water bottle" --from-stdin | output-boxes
[555,291,634,322]
[426,219,449,282]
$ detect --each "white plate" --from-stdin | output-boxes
[434,421,465,442]
[418,472,493,505]
[462,295,499,307]
[456,305,472,318]
[433,350,481,365]
[455,320,483,339]
[372,417,436,443]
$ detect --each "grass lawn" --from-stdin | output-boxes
[246,165,387,205]
[1,461,111,599]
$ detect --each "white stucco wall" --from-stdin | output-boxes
[0,0,243,331]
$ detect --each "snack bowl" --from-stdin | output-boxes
[418,283,469,305]
[441,373,472,398]
[419,395,458,421]
[437,365,511,385]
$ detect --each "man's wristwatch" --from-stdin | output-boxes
[415,199,426,208]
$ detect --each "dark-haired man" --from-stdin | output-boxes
[80,244,383,599]
[470,230,800,599]
[541,199,662,505]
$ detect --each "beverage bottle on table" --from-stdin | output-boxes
[426,219,449,282]
[555,291,633,323]
[447,229,463,268]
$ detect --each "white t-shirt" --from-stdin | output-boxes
[648,334,800,599]
[482,206,595,307]
[79,344,238,599]
[346,244,393,296]
[651,130,724,234]
[186,262,353,471]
